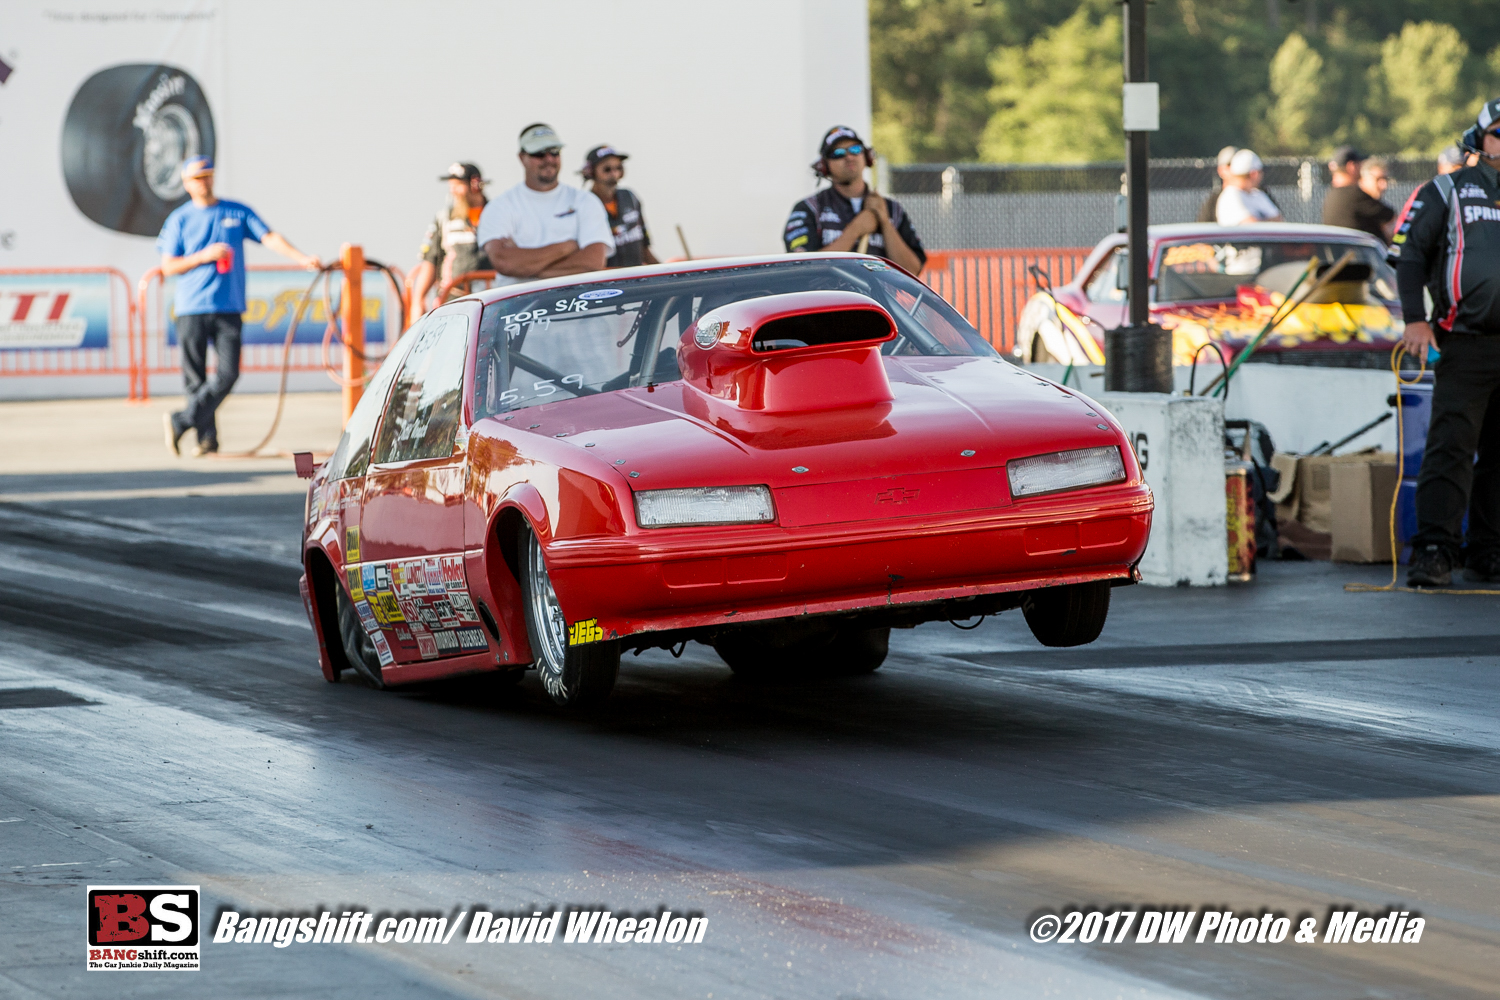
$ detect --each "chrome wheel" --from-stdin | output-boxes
[526,532,569,690]
[519,525,620,707]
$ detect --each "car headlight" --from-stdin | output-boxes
[634,485,776,528]
[1007,446,1126,498]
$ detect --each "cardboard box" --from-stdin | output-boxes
[1330,458,1400,563]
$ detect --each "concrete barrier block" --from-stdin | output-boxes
[1095,392,1227,587]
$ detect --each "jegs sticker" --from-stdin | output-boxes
[568,618,604,646]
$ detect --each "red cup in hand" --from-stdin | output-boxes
[216,246,233,274]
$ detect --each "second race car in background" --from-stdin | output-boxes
[1016,223,1403,369]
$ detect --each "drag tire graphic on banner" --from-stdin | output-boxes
[62,65,216,237]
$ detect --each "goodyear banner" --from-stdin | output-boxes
[164,270,391,346]
[0,272,113,350]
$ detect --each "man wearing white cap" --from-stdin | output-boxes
[1195,145,1238,223]
[479,123,614,285]
[1215,149,1282,225]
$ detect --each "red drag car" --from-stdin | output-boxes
[298,253,1153,706]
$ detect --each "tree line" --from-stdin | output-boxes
[871,0,1500,164]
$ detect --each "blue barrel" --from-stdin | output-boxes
[1395,380,1431,554]
[1395,374,1469,558]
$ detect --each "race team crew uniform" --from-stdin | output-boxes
[156,198,271,448]
[475,183,614,286]
[783,188,927,268]
[420,201,490,293]
[1391,159,1500,563]
[602,188,651,268]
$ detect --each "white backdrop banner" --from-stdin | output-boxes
[0,5,223,279]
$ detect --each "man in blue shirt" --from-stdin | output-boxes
[157,156,320,455]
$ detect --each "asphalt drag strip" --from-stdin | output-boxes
[1,497,1497,999]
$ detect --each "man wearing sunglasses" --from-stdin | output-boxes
[1395,98,1500,586]
[783,126,925,275]
[479,123,614,286]
[581,145,658,269]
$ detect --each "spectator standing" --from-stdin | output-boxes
[1196,145,1238,223]
[1325,146,1365,193]
[1215,150,1282,225]
[411,163,490,319]
[479,123,614,285]
[783,126,925,275]
[1437,145,1468,175]
[157,156,319,457]
[1395,98,1500,586]
[582,145,658,268]
[1322,155,1395,242]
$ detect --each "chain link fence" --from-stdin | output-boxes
[889,156,1436,251]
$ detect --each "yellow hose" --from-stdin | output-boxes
[1345,344,1500,594]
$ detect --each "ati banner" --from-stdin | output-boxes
[0,272,112,350]
[164,270,391,346]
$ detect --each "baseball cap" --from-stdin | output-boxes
[1216,145,1239,168]
[819,125,865,158]
[1329,145,1365,168]
[584,145,629,171]
[1229,149,1263,176]
[439,162,485,183]
[1478,97,1500,129]
[518,123,563,154]
[181,156,214,177]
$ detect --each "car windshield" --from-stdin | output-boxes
[472,258,996,417]
[1155,240,1398,304]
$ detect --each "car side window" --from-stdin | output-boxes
[373,312,470,464]
[1085,250,1126,304]
[323,331,421,480]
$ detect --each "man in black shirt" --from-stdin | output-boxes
[1393,99,1500,585]
[582,145,656,269]
[783,126,925,274]
[1323,155,1396,243]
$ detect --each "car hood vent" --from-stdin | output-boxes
[679,291,896,414]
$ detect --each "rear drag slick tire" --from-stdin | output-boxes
[334,582,386,688]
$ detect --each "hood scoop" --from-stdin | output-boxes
[679,291,896,414]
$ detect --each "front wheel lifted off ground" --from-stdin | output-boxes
[1022,580,1111,647]
[520,526,619,707]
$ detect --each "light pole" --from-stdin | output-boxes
[1105,0,1173,393]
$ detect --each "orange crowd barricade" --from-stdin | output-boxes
[922,248,1092,355]
[135,263,400,402]
[0,266,139,396]
[434,270,498,310]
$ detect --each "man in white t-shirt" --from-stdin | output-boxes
[1216,149,1282,225]
[478,123,615,285]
